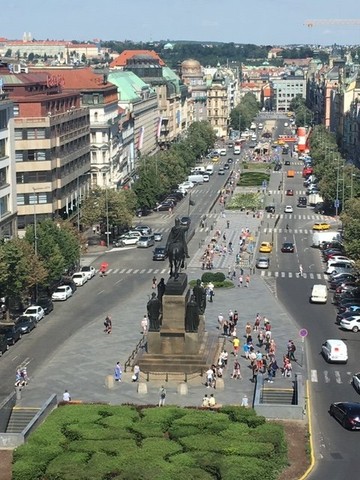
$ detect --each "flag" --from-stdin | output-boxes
[156,117,163,138]
[137,126,145,151]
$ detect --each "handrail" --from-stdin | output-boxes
[124,336,146,372]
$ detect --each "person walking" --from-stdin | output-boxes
[152,276,157,289]
[114,362,122,382]
[226,220,230,229]
[299,264,303,277]
[245,322,252,339]
[159,386,166,406]
[231,360,242,379]
[252,364,259,383]
[238,275,243,287]
[245,274,250,288]
[104,315,112,334]
[233,310,239,325]
[232,336,240,357]
[288,340,297,361]
[206,367,215,388]
[132,364,140,382]
[62,390,71,402]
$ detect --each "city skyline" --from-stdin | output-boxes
[3,0,360,46]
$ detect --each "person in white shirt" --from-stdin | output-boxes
[63,390,71,402]
[209,394,216,407]
[141,315,148,335]
[206,368,214,388]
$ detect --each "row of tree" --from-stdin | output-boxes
[289,95,314,127]
[0,220,81,310]
[308,125,360,263]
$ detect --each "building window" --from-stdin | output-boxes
[15,152,24,162]
[94,112,98,122]
[0,195,9,215]
[17,194,25,205]
[0,110,8,129]
[91,133,96,143]
[15,129,23,140]
[13,104,19,117]
[91,151,97,162]
[0,138,5,158]
[27,128,46,140]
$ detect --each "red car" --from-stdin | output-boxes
[303,167,313,178]
[286,189,294,196]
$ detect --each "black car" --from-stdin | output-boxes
[37,296,54,315]
[136,206,152,217]
[153,247,168,261]
[329,402,360,430]
[281,242,295,253]
[180,216,191,227]
[274,163,282,171]
[284,160,291,165]
[16,315,37,334]
[223,163,230,170]
[0,334,9,356]
[335,292,360,307]
[154,201,174,212]
[265,205,275,213]
[0,323,22,345]
[338,301,360,313]
[227,158,233,164]
[329,276,358,290]
[170,190,185,200]
[164,196,178,206]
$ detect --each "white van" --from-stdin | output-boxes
[206,165,214,175]
[310,284,328,304]
[194,166,206,174]
[321,339,348,364]
[187,174,204,185]
[234,146,241,155]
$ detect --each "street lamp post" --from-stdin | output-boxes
[105,187,110,248]
[335,157,340,217]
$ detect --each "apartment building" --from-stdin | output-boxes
[272,68,306,112]
[0,92,17,239]
[180,59,208,123]
[0,65,90,230]
[206,68,230,138]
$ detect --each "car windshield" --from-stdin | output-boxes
[26,308,37,313]
[139,236,149,241]
[81,267,90,271]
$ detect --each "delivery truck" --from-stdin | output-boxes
[312,231,341,248]
[308,194,324,206]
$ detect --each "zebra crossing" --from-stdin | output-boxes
[263,227,311,234]
[101,267,169,276]
[265,213,331,220]
[310,369,355,385]
[267,189,307,195]
[259,271,326,280]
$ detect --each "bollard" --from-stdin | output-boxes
[210,224,213,231]
[15,386,22,401]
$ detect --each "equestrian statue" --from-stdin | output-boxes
[165,217,190,279]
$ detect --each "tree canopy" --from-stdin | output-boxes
[229,93,260,132]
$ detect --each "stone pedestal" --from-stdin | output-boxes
[139,274,218,374]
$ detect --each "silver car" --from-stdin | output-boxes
[137,235,155,248]
[256,257,270,269]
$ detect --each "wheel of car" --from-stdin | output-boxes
[120,241,125,247]
[352,326,359,333]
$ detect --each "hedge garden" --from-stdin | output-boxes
[13,404,288,480]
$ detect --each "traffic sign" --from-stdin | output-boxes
[299,328,308,338]
[334,199,340,208]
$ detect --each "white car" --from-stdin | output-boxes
[219,148,227,156]
[178,181,194,190]
[321,339,348,363]
[80,266,96,280]
[202,174,210,182]
[115,234,141,247]
[340,316,360,333]
[327,256,355,265]
[72,272,88,287]
[23,306,45,322]
[284,205,293,213]
[52,285,73,301]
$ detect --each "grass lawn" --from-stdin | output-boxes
[242,162,272,171]
[12,404,288,480]
[238,171,270,187]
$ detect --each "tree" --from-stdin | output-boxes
[229,93,260,132]
[0,238,47,307]
[28,52,35,62]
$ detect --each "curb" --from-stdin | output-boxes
[298,380,315,480]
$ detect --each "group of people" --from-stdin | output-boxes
[15,367,28,387]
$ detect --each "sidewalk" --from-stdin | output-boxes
[16,208,303,409]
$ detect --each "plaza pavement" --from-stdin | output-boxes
[18,210,303,409]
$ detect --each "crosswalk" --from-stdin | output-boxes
[259,271,326,279]
[310,369,355,385]
[267,189,307,195]
[265,214,332,220]
[101,267,169,276]
[263,227,312,234]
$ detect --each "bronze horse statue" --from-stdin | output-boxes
[168,241,185,280]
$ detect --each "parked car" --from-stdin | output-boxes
[223,164,230,170]
[81,266,96,280]
[352,373,360,393]
[333,289,360,305]
[114,233,141,247]
[339,315,360,332]
[137,235,155,248]
[16,315,37,334]
[153,247,168,261]
[37,296,54,315]
[72,272,88,287]
[329,402,360,430]
[337,301,360,313]
[61,278,77,294]
[154,201,175,212]
[52,285,73,301]
[132,225,152,235]
[136,206,152,217]
[0,323,22,345]
[23,306,45,322]
[0,334,9,356]
[256,257,270,269]
[281,242,295,253]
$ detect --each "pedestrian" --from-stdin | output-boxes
[245,274,250,288]
[254,313,261,331]
[228,265,232,278]
[202,394,210,407]
[104,315,112,334]
[223,233,226,242]
[209,393,216,408]
[231,360,242,379]
[288,340,297,361]
[141,315,148,335]
[232,336,240,357]
[114,362,122,382]
[299,264,303,277]
[238,275,243,287]
[92,226,96,235]
[217,313,224,330]
[233,310,239,325]
[219,349,228,367]
[245,322,252,338]
[132,364,140,382]
[226,220,230,229]
[241,394,249,407]
[243,342,250,359]
[252,364,259,383]
[228,241,233,254]
[223,318,229,336]
[206,367,215,388]
[152,276,157,289]
[232,269,237,281]
[62,390,71,402]
[159,386,166,406]
[257,330,264,347]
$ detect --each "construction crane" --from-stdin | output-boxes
[305,19,360,28]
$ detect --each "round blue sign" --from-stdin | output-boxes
[299,328,308,338]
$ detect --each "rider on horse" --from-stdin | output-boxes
[166,218,190,277]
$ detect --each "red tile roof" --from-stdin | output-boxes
[30,67,114,90]
[110,50,165,67]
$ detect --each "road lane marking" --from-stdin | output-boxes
[120,269,126,273]
[334,371,342,384]
[132,269,139,274]
[115,279,123,285]
[112,269,119,274]
[324,371,330,383]
[281,272,285,277]
[147,269,153,274]
[311,370,318,382]
[126,269,132,274]
[97,290,104,295]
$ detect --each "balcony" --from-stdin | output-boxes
[57,126,90,146]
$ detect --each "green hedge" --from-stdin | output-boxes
[12,405,287,480]
[201,272,226,283]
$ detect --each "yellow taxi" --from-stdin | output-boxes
[212,156,220,163]
[312,222,330,231]
[259,242,272,253]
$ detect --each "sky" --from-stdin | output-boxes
[3,0,360,46]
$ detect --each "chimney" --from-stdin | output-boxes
[103,74,108,85]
